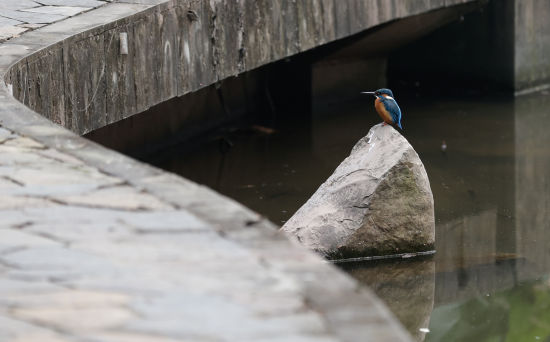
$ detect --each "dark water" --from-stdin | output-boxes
[148,90,550,341]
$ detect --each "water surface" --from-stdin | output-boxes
[147,91,550,341]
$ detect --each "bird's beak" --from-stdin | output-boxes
[361,91,375,96]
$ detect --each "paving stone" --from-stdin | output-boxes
[0,0,39,10]
[13,306,134,332]
[0,278,61,294]
[1,182,108,197]
[5,206,129,225]
[0,209,33,227]
[0,145,55,165]
[3,136,45,149]
[0,26,28,42]
[0,41,38,56]
[3,290,129,308]
[0,315,67,342]
[230,292,306,317]
[62,247,301,303]
[26,221,133,243]
[38,0,106,7]
[37,3,151,35]
[86,332,187,342]
[0,228,60,253]
[0,196,54,209]
[60,266,191,294]
[2,246,117,274]
[0,127,14,142]
[127,292,328,341]
[73,231,252,264]
[6,266,119,283]
[0,9,66,24]
[21,6,92,17]
[126,292,263,339]
[0,17,22,26]
[0,175,20,188]
[120,210,210,233]
[55,185,172,210]
[17,23,46,29]
[0,264,9,275]
[10,333,76,342]
[0,164,121,196]
[20,124,75,137]
[37,148,86,166]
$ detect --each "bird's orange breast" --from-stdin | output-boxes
[375,98,393,124]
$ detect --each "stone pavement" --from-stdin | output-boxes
[0,0,112,42]
[0,1,413,341]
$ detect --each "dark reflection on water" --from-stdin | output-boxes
[147,91,550,341]
[340,257,435,341]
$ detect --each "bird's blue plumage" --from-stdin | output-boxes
[379,96,402,129]
[361,88,404,130]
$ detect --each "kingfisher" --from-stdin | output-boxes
[361,88,403,130]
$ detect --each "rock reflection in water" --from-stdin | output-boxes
[341,258,435,342]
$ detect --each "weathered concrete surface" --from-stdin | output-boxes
[282,124,435,259]
[514,0,550,92]
[0,1,424,341]
[4,0,479,135]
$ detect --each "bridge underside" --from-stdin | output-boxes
[83,1,486,155]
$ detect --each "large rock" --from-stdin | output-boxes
[281,124,435,259]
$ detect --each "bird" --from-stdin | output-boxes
[361,88,403,130]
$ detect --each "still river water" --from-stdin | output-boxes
[147,90,550,341]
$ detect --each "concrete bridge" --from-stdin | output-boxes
[5,0,488,136]
[0,0,549,340]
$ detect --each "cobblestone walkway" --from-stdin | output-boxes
[0,1,413,341]
[0,0,112,42]
[0,126,358,341]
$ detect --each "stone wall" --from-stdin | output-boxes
[514,0,550,92]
